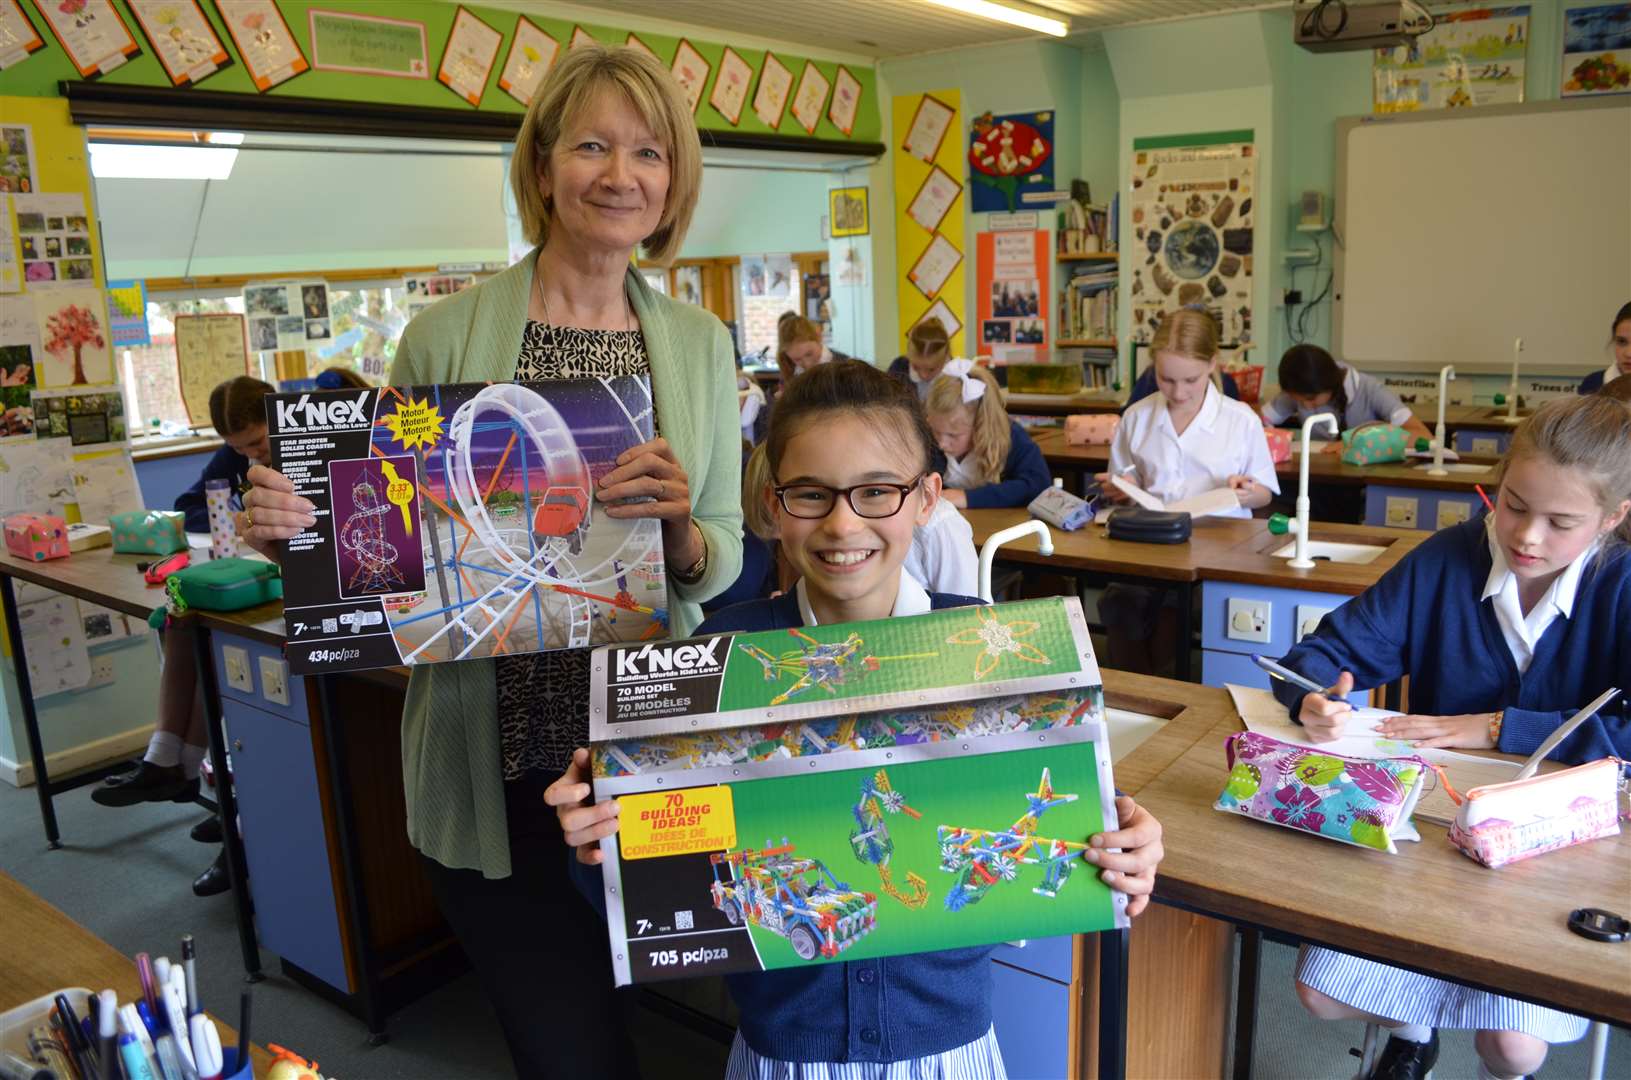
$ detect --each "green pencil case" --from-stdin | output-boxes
[166,557,283,612]
[1339,423,1408,466]
[109,510,187,554]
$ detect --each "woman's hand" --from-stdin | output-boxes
[1084,796,1163,917]
[238,464,315,561]
[1298,670,1354,743]
[1374,712,1496,750]
[595,437,703,567]
[545,748,620,865]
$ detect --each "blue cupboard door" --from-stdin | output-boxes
[991,959,1071,1078]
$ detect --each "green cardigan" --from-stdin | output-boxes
[389,252,744,879]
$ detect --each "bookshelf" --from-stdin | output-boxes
[1057,253,1119,263]
[1057,337,1117,349]
[1055,195,1122,391]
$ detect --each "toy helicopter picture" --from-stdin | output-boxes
[738,628,936,707]
[935,768,1089,911]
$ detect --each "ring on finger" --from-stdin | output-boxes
[244,507,254,529]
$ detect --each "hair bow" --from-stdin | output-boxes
[942,358,986,404]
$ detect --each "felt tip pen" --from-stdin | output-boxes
[120,1032,160,1080]
[161,976,197,1079]
[121,1005,163,1080]
[1252,654,1347,703]
[182,935,200,1018]
[137,952,160,1016]
[189,1015,223,1080]
[52,993,94,1080]
[99,989,120,1080]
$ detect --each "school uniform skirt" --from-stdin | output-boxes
[1297,946,1589,1042]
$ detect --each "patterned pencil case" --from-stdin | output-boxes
[1339,423,1408,466]
[1214,731,1429,854]
[1446,757,1623,869]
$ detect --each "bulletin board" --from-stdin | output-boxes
[975,229,1048,363]
[175,314,249,427]
[2,95,106,290]
[892,90,965,357]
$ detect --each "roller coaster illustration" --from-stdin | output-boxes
[383,379,665,664]
[336,466,406,594]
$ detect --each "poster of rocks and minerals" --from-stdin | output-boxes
[1127,132,1255,348]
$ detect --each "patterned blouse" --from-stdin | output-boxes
[496,320,651,781]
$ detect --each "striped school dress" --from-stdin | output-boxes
[724,1027,1007,1080]
[1297,947,1588,1042]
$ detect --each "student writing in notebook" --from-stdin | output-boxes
[923,359,1051,509]
[1263,344,1432,449]
[1095,309,1279,674]
[886,315,952,401]
[1276,394,1631,1080]
[548,360,1164,1077]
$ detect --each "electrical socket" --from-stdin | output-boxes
[1226,598,1272,644]
[222,645,254,693]
[87,653,116,689]
[1295,605,1334,644]
[258,655,289,707]
[1283,288,1303,305]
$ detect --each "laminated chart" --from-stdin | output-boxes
[270,379,665,675]
[588,596,1127,986]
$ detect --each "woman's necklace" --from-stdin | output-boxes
[534,262,633,332]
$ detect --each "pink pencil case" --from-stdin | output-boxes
[1446,757,1623,869]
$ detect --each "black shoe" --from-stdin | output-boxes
[193,851,231,897]
[91,762,199,807]
[190,816,223,844]
[1368,1030,1439,1080]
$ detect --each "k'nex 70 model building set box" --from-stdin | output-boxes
[268,380,666,676]
[587,595,1126,987]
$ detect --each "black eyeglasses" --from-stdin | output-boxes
[773,476,923,520]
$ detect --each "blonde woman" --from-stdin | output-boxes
[239,45,743,1077]
[923,359,1051,509]
[888,316,952,400]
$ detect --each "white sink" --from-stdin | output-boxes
[1270,540,1387,565]
[1106,707,1167,764]
[1413,462,1490,473]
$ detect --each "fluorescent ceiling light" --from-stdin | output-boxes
[920,0,1069,37]
[89,143,238,180]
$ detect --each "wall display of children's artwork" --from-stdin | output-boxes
[35,0,141,78]
[968,110,1055,213]
[214,0,308,92]
[0,294,39,434]
[436,6,501,107]
[174,313,247,426]
[672,265,703,307]
[0,0,47,72]
[80,601,135,644]
[670,39,710,114]
[915,299,961,342]
[0,437,72,517]
[906,165,961,234]
[908,234,962,300]
[243,280,329,353]
[496,15,557,106]
[19,594,90,696]
[790,61,831,135]
[569,25,595,50]
[14,191,94,286]
[69,447,142,522]
[902,94,956,164]
[624,33,656,61]
[828,65,862,137]
[105,279,148,347]
[709,46,752,126]
[1561,3,1631,96]
[753,52,793,130]
[1374,5,1529,112]
[127,0,231,87]
[829,186,869,238]
[0,123,35,194]
[34,288,111,387]
[976,229,1049,362]
[740,255,794,300]
[269,377,668,675]
[308,8,427,79]
[585,596,1126,987]
[1127,131,1255,347]
[401,272,475,320]
[0,195,18,292]
[31,387,126,449]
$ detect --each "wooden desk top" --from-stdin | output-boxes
[1030,427,1501,493]
[1099,670,1240,795]
[0,546,173,620]
[966,508,1426,596]
[1411,403,1535,434]
[0,871,273,1074]
[1134,713,1631,1025]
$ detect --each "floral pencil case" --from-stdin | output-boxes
[1446,757,1623,869]
[1214,731,1429,853]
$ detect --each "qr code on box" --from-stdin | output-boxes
[674,910,693,930]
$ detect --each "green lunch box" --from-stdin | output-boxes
[168,557,283,611]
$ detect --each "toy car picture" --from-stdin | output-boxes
[709,843,879,961]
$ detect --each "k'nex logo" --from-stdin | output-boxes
[614,638,724,681]
[274,392,372,432]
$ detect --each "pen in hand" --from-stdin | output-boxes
[1252,654,1347,703]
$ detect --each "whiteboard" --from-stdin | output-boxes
[1334,99,1629,373]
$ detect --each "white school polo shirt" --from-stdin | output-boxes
[796,570,932,625]
[1480,517,1598,674]
[904,498,979,598]
[1109,382,1280,519]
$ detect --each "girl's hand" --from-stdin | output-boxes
[1094,471,1131,504]
[1298,670,1354,743]
[1374,712,1496,750]
[595,437,703,566]
[1226,474,1254,502]
[239,464,315,561]
[1084,796,1163,917]
[943,488,968,509]
[544,748,621,865]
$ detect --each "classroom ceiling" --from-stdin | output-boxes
[580,0,1289,58]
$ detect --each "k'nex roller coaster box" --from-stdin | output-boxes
[268,380,666,676]
[587,596,1126,987]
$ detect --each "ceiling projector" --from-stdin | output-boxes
[1294,0,1433,53]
